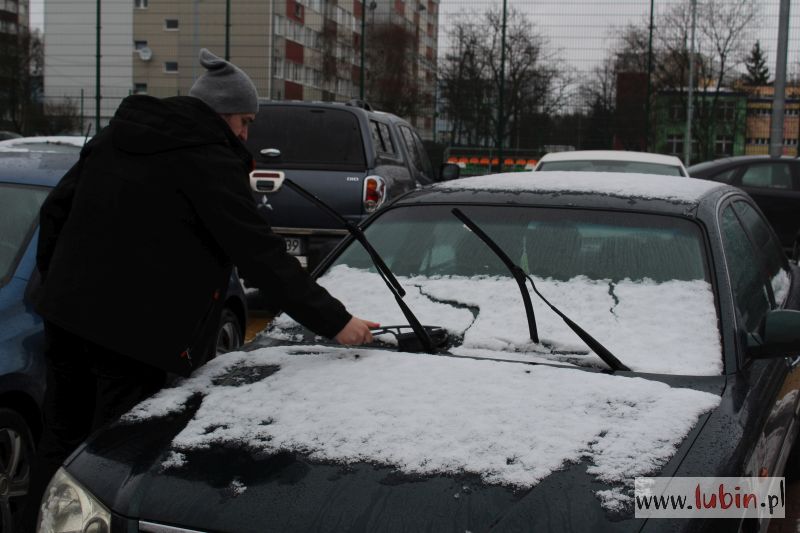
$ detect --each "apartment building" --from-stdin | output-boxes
[44,0,438,137]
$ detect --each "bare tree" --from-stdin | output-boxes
[439,7,565,149]
[365,23,421,119]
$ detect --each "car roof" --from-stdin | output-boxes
[538,150,685,167]
[688,155,798,172]
[0,137,83,187]
[399,171,734,216]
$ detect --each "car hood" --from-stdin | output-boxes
[71,415,648,533]
[65,346,725,533]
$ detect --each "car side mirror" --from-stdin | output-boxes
[438,163,460,182]
[747,309,800,359]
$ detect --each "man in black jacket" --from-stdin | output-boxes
[25,49,377,528]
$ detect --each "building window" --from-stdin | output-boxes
[134,0,148,8]
[164,61,179,73]
[746,137,770,145]
[717,101,736,122]
[666,134,683,156]
[133,83,148,94]
[164,18,179,30]
[134,40,148,50]
[786,108,800,116]
[784,138,798,146]
[669,103,684,121]
[715,135,734,156]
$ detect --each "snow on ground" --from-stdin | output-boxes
[125,346,721,510]
[436,171,724,203]
[271,265,723,375]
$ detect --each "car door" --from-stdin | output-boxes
[731,161,800,249]
[720,196,800,481]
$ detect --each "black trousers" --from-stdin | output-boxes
[22,321,167,531]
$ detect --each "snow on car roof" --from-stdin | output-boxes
[0,136,87,152]
[125,345,720,511]
[437,170,723,203]
[538,150,684,166]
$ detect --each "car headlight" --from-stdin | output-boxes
[37,467,111,533]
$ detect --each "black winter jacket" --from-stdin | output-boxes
[36,95,351,376]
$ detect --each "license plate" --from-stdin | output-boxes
[284,237,307,256]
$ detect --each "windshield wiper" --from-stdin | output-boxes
[282,178,439,354]
[451,208,630,372]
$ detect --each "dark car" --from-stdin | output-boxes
[0,137,249,528]
[37,171,800,532]
[688,155,800,252]
[243,100,458,270]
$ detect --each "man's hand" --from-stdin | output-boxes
[335,316,380,346]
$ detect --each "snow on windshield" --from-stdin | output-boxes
[437,171,723,203]
[271,265,722,375]
[125,346,720,512]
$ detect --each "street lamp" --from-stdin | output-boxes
[359,0,376,100]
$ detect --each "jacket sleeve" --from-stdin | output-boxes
[179,149,352,340]
[37,156,85,281]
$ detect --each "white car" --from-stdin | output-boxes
[534,150,688,177]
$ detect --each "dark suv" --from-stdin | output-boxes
[244,100,457,270]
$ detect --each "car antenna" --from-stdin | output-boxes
[451,208,630,372]
[82,123,92,146]
[282,178,437,354]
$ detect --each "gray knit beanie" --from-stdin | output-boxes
[189,48,259,114]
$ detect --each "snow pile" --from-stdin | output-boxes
[125,346,720,506]
[272,265,723,375]
[436,171,723,203]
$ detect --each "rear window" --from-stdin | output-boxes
[538,160,683,176]
[247,106,367,171]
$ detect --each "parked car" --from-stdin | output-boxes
[37,171,800,533]
[535,150,689,176]
[688,155,800,252]
[243,99,458,270]
[0,137,250,529]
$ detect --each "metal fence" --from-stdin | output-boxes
[7,0,800,164]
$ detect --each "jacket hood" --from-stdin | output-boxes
[111,95,230,154]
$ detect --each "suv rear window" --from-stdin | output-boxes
[247,106,367,171]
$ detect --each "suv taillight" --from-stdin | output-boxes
[363,175,386,213]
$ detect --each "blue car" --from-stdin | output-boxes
[0,137,248,529]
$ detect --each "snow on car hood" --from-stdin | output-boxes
[125,346,721,512]
[272,265,723,375]
[436,171,723,203]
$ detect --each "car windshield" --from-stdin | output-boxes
[0,184,50,283]
[538,160,683,176]
[296,204,722,376]
[332,205,708,283]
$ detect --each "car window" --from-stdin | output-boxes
[370,121,398,158]
[399,126,423,172]
[740,163,793,189]
[0,184,50,284]
[410,129,433,177]
[709,167,738,183]
[332,205,709,283]
[247,106,367,171]
[720,205,771,332]
[537,160,683,176]
[732,200,791,306]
